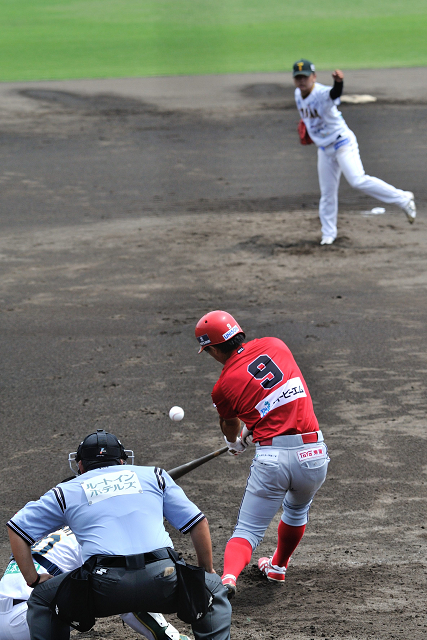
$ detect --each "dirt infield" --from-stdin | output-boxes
[0,69,426,639]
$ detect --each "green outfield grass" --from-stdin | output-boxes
[1,0,426,81]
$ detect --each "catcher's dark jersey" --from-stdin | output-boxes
[212,337,318,441]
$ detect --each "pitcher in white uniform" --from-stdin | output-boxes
[293,59,416,245]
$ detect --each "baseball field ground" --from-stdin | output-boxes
[1,2,426,638]
[1,0,427,80]
[0,68,426,638]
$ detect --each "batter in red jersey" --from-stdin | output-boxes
[195,310,329,598]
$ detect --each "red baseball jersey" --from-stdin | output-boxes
[211,337,318,441]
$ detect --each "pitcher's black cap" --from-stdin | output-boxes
[293,59,316,77]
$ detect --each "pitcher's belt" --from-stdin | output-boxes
[257,431,323,448]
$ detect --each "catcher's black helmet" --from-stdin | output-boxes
[75,429,128,472]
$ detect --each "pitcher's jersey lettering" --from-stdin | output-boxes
[295,82,350,147]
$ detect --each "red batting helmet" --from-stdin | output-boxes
[195,310,245,353]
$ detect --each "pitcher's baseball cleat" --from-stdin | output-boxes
[258,557,287,583]
[320,236,335,245]
[402,192,416,223]
[221,574,237,599]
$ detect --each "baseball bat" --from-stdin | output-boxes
[167,445,228,480]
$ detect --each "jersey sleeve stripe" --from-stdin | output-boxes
[6,520,36,545]
[53,487,67,513]
[179,512,205,534]
[154,467,166,492]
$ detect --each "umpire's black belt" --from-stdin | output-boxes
[92,547,177,570]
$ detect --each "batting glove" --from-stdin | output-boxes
[240,425,253,446]
[223,435,247,456]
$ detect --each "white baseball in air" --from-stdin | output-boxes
[169,406,184,422]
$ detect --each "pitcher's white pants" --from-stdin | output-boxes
[317,130,411,239]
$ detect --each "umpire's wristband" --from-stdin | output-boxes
[28,575,41,588]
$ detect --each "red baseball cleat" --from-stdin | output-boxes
[258,557,286,583]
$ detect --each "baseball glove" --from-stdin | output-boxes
[297,119,314,145]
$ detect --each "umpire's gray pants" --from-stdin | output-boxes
[27,557,231,640]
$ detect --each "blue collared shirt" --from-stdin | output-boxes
[7,465,204,562]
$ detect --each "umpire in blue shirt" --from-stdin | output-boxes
[7,430,231,640]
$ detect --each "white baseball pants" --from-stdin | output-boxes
[0,602,181,640]
[0,601,28,640]
[318,130,411,239]
[0,604,181,640]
